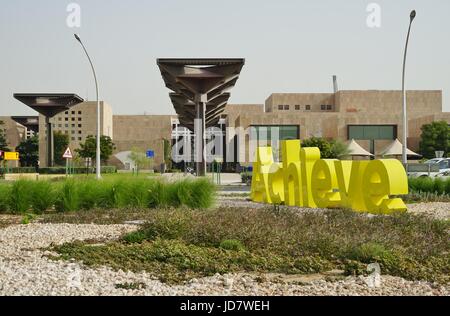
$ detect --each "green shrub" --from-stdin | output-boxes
[347,242,395,264]
[30,181,56,214]
[55,180,80,212]
[0,177,215,214]
[219,239,245,252]
[0,184,11,213]
[9,180,33,213]
[123,231,148,244]
[409,177,450,195]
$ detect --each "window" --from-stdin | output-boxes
[65,111,68,115]
[78,111,82,115]
[250,125,300,141]
[348,125,396,140]
[65,124,68,128]
[71,137,75,141]
[65,118,69,121]
[58,117,62,121]
[72,111,75,115]
[278,105,284,110]
[78,124,82,128]
[78,131,82,134]
[78,137,82,141]
[71,124,75,128]
[71,130,75,134]
[78,118,82,121]
[321,105,327,111]
[439,160,449,169]
[327,105,333,111]
[284,105,290,111]
[72,118,75,121]
[58,124,62,128]
[295,105,301,111]
[305,105,311,111]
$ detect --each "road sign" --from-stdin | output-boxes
[146,150,155,158]
[63,147,73,159]
[4,152,19,161]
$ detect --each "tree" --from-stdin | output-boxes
[419,121,450,159]
[16,136,39,167]
[54,132,69,166]
[163,138,173,170]
[301,137,349,159]
[0,120,9,152]
[128,147,153,174]
[76,135,116,163]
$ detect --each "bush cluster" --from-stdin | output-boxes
[0,178,215,214]
[52,208,449,284]
[409,177,450,196]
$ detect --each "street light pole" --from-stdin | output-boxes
[74,34,101,180]
[401,10,416,166]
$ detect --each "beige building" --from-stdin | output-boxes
[38,101,113,166]
[0,116,27,150]
[5,89,450,170]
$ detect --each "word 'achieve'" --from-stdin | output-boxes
[251,140,409,214]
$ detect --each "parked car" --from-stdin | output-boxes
[434,170,450,180]
[408,158,450,178]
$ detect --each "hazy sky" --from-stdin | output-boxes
[1,0,449,116]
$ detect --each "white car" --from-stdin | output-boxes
[408,158,450,178]
[435,170,450,180]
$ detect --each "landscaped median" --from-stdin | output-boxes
[45,207,449,286]
[0,177,216,214]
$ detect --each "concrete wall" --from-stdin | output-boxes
[111,115,176,168]
[38,101,113,167]
[0,116,26,150]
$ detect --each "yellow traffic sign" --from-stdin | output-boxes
[4,152,19,161]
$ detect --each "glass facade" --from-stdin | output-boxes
[250,125,299,142]
[348,125,396,140]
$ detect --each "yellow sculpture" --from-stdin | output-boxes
[251,140,409,214]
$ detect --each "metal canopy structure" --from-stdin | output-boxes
[11,116,40,134]
[14,93,84,167]
[157,58,245,176]
[13,94,84,118]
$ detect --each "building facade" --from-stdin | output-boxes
[5,89,450,170]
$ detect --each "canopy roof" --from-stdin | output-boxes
[157,59,245,130]
[380,139,422,157]
[14,93,84,118]
[346,139,374,157]
[11,116,39,133]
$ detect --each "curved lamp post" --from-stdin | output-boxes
[402,10,416,166]
[74,34,101,179]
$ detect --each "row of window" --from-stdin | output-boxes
[65,111,83,115]
[277,104,334,111]
[58,117,82,122]
[53,124,83,129]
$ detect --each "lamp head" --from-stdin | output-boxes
[410,10,416,22]
[74,34,81,42]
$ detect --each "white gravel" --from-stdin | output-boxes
[407,202,450,220]
[0,223,448,296]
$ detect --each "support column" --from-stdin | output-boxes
[46,116,54,167]
[195,94,207,177]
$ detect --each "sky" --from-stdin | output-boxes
[1,0,449,116]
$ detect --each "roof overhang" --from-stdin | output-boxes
[14,93,84,118]
[157,58,245,130]
[11,116,40,133]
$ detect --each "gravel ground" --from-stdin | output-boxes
[0,223,448,296]
[218,198,450,220]
[407,202,450,220]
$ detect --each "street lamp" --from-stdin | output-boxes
[74,34,101,179]
[401,10,416,166]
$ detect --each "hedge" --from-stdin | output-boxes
[0,177,215,214]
